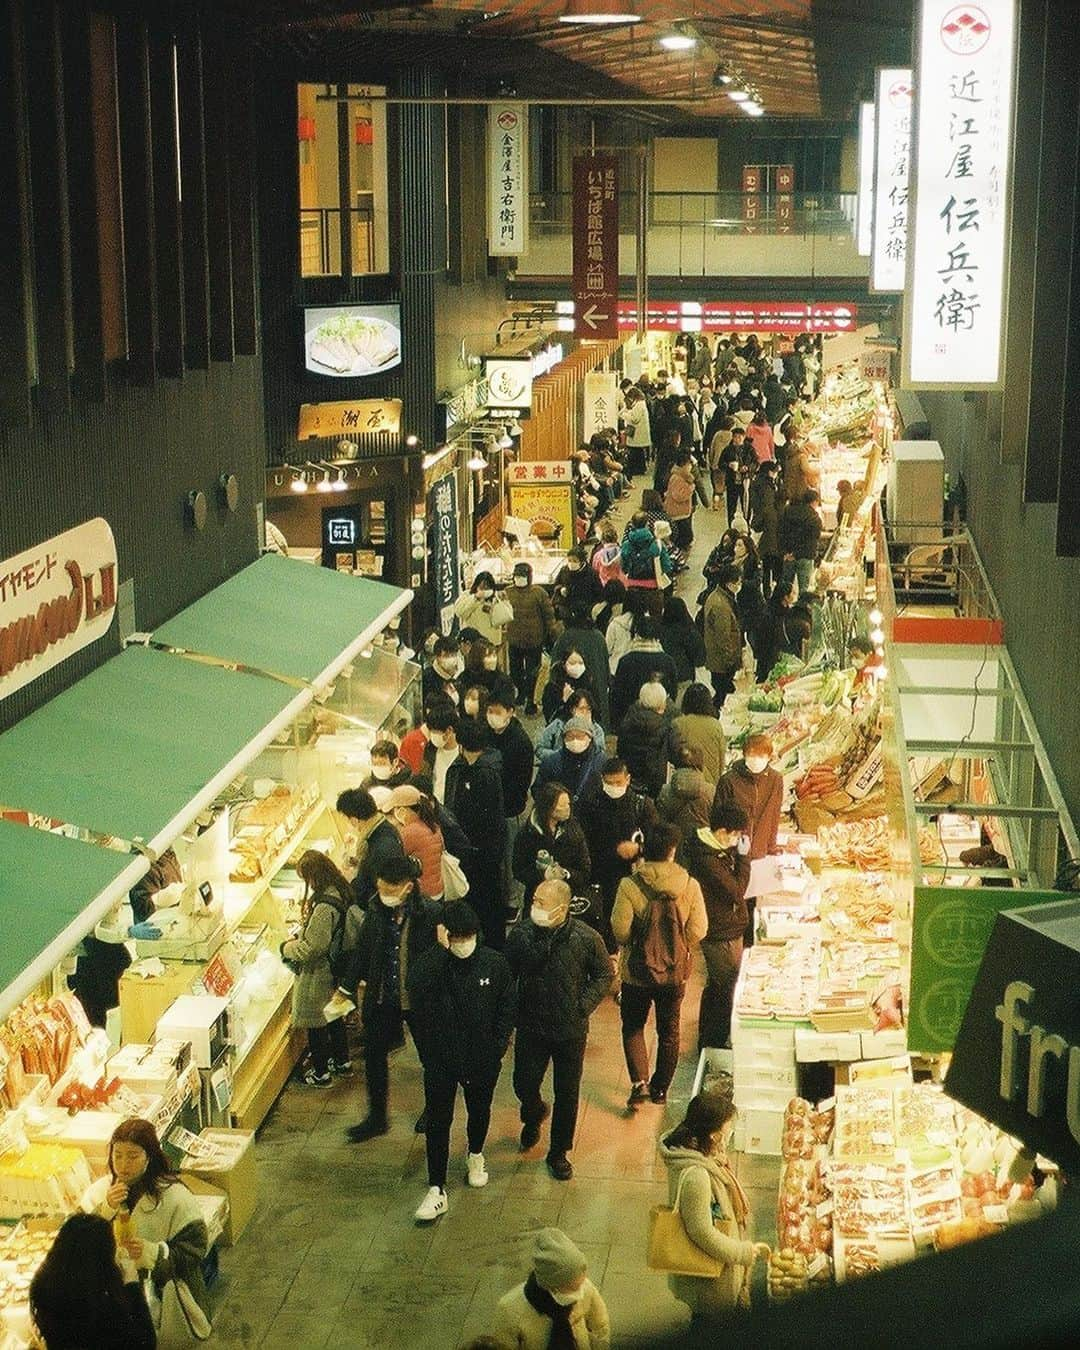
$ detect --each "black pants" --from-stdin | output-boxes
[698,936,743,1050]
[672,516,693,552]
[308,1020,350,1076]
[509,645,543,710]
[725,480,744,525]
[711,666,736,708]
[513,1030,587,1155]
[362,1003,412,1119]
[626,444,647,477]
[761,553,783,595]
[465,863,508,951]
[423,1065,500,1187]
[619,982,685,1093]
[743,898,757,948]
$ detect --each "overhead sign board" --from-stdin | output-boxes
[609,301,858,334]
[572,153,619,338]
[297,398,402,440]
[871,67,913,292]
[488,102,528,256]
[484,358,533,411]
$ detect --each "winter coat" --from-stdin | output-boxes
[532,742,605,804]
[536,716,607,764]
[656,769,715,850]
[552,625,611,727]
[504,916,611,1042]
[445,750,507,853]
[488,716,535,817]
[30,1276,156,1350]
[712,761,784,861]
[703,586,741,675]
[454,589,515,646]
[751,599,792,684]
[605,609,634,674]
[620,527,672,588]
[541,668,600,726]
[617,702,681,799]
[422,663,461,710]
[352,816,407,908]
[746,420,775,464]
[345,891,442,1014]
[512,812,592,905]
[610,860,708,986]
[506,584,560,651]
[658,1140,754,1316]
[663,464,696,521]
[749,474,781,557]
[659,617,706,683]
[492,1278,611,1350]
[554,563,602,620]
[591,541,626,589]
[577,784,659,893]
[397,817,445,899]
[684,828,751,941]
[671,712,726,785]
[609,646,679,728]
[737,565,766,641]
[779,499,822,561]
[407,944,517,1081]
[282,893,347,1028]
[623,398,652,447]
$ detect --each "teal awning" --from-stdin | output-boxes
[150,553,411,686]
[0,645,297,845]
[0,820,148,1019]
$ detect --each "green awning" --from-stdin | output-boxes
[150,553,410,686]
[0,645,297,845]
[0,820,148,1019]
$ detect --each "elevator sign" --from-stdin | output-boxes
[572,154,619,339]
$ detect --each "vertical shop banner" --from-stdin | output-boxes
[488,103,528,256]
[871,68,913,292]
[583,371,618,438]
[429,473,460,635]
[776,164,795,234]
[506,461,575,543]
[572,154,619,338]
[904,0,1017,388]
[857,101,876,256]
[741,165,761,234]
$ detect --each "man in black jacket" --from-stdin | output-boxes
[616,680,682,799]
[336,787,406,908]
[484,683,534,914]
[407,902,516,1223]
[342,855,442,1142]
[684,802,751,1050]
[779,488,823,596]
[505,880,611,1181]
[577,757,659,955]
[444,718,508,949]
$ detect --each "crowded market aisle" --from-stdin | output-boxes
[208,500,781,1350]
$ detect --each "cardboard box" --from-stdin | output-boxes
[691,1047,733,1097]
[731,1023,795,1055]
[734,1084,792,1114]
[181,1174,229,1249]
[859,1029,908,1059]
[733,1038,800,1072]
[733,1063,798,1096]
[795,1028,863,1063]
[181,1128,256,1245]
[742,1108,784,1156]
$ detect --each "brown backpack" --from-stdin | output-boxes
[627,875,692,986]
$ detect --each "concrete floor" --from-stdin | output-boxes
[210,489,782,1349]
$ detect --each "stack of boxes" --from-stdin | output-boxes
[731,1022,798,1155]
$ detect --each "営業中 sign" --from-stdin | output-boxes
[871,67,913,292]
[488,103,528,257]
[572,154,619,338]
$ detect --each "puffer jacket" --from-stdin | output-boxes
[453,589,514,646]
[663,464,696,521]
[505,583,560,650]
[504,916,611,1042]
[493,1277,610,1350]
[703,586,741,674]
[683,827,751,941]
[779,499,822,561]
[620,526,668,585]
[407,943,517,1081]
[656,768,715,848]
[617,702,681,798]
[610,860,708,986]
[512,813,592,905]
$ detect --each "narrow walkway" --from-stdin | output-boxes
[211,490,781,1349]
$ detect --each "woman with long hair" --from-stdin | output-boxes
[459,636,502,695]
[30,1213,156,1349]
[284,849,354,1084]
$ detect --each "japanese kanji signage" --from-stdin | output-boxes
[857,101,876,256]
[613,301,858,334]
[484,358,533,411]
[507,462,575,542]
[776,164,795,234]
[860,349,893,383]
[905,0,1016,388]
[583,371,618,438]
[572,154,619,338]
[0,519,118,701]
[297,398,402,439]
[428,473,460,635]
[741,165,761,235]
[488,102,528,257]
[871,67,913,292]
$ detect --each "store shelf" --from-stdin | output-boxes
[222,797,331,932]
[232,977,295,1071]
[230,989,304,1131]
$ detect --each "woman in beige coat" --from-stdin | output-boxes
[492,1227,610,1350]
[658,1094,769,1319]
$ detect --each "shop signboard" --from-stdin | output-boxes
[572,153,619,339]
[871,67,913,292]
[904,0,1017,389]
[297,398,402,440]
[741,165,761,235]
[428,472,460,635]
[611,301,859,333]
[0,519,118,702]
[487,102,528,256]
[776,164,795,234]
[857,101,876,256]
[484,358,533,411]
[907,883,1051,1054]
[945,898,1080,1171]
[506,461,575,544]
[861,349,893,382]
[583,370,618,438]
[303,304,401,378]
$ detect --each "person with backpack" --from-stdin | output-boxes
[619,512,672,615]
[577,758,659,960]
[610,824,707,1110]
[282,850,354,1086]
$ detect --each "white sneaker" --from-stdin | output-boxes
[414,1186,447,1223]
[466,1152,489,1188]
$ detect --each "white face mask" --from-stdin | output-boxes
[551,1288,585,1307]
[745,755,769,774]
[602,781,628,799]
[564,737,590,755]
[513,575,529,588]
[436,656,461,678]
[565,661,586,679]
[476,589,494,601]
[449,937,477,959]
[378,890,409,909]
[370,763,393,781]
[530,904,563,928]
[464,698,480,716]
[483,654,499,670]
[487,712,511,732]
[429,731,447,749]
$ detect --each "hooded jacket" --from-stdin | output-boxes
[407,943,517,1081]
[684,827,751,941]
[711,761,783,861]
[617,702,681,799]
[532,740,605,804]
[656,768,715,847]
[504,915,612,1043]
[620,526,671,586]
[703,585,741,675]
[610,860,707,986]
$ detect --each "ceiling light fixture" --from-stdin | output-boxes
[497,427,513,449]
[713,70,734,86]
[744,101,765,117]
[467,447,488,471]
[728,89,750,102]
[659,32,696,51]
[289,468,308,493]
[558,0,642,24]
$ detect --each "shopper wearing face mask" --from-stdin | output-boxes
[711,733,783,947]
[702,564,742,708]
[384,785,445,901]
[454,571,514,655]
[422,636,464,709]
[512,783,592,910]
[361,739,413,792]
[459,682,491,725]
[336,787,407,909]
[504,882,610,1181]
[553,546,602,624]
[407,902,517,1223]
[540,649,600,726]
[550,606,611,728]
[444,718,508,950]
[341,855,441,1142]
[420,703,461,805]
[535,689,607,765]
[617,680,682,800]
[685,803,751,1050]
[532,717,604,805]
[460,636,503,698]
[492,1227,610,1350]
[505,562,560,716]
[577,758,659,957]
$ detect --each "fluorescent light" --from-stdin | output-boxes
[290,476,307,494]
[555,300,575,315]
[558,0,641,23]
[497,429,513,449]
[744,101,764,117]
[715,71,733,86]
[659,33,696,50]
[728,89,749,102]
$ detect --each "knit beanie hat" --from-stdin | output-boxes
[563,716,594,741]
[533,1228,587,1292]
[639,680,667,712]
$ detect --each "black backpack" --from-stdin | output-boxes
[625,536,656,581]
[627,875,692,987]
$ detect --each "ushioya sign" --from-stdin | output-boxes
[0,519,118,701]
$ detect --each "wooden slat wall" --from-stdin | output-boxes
[177,16,210,370]
[202,30,235,363]
[229,40,259,356]
[115,17,157,384]
[148,22,184,378]
[0,0,33,426]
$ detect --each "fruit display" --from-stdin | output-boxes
[767,1248,810,1301]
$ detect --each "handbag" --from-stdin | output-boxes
[654,555,673,591]
[151,1275,212,1343]
[440,849,470,901]
[647,1167,725,1278]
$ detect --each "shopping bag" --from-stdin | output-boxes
[152,1276,212,1344]
[441,849,470,901]
[646,1168,725,1278]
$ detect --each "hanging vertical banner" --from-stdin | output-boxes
[488,103,528,256]
[871,68,913,292]
[776,164,795,234]
[572,154,619,338]
[857,101,876,256]
[583,370,618,438]
[742,165,761,234]
[904,0,1017,389]
[428,473,460,635]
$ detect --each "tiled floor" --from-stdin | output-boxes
[211,490,782,1348]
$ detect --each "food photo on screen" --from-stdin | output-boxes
[304,304,402,376]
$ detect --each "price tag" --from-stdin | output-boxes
[982,1204,1008,1225]
[807,1252,827,1278]
[816,1198,835,1219]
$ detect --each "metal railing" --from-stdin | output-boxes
[300,206,376,277]
[882,520,1002,624]
[529,190,857,240]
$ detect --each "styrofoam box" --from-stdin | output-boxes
[734,1039,800,1072]
[734,1063,798,1094]
[732,1023,796,1054]
[692,1047,734,1097]
[795,1028,863,1062]
[734,1085,793,1114]
[742,1108,784,1156]
[859,1030,908,1059]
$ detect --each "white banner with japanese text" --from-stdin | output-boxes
[871,68,913,292]
[583,371,618,440]
[488,103,528,257]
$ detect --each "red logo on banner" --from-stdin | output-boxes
[940,6,991,55]
[496,109,519,130]
[888,79,913,106]
[572,154,619,339]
